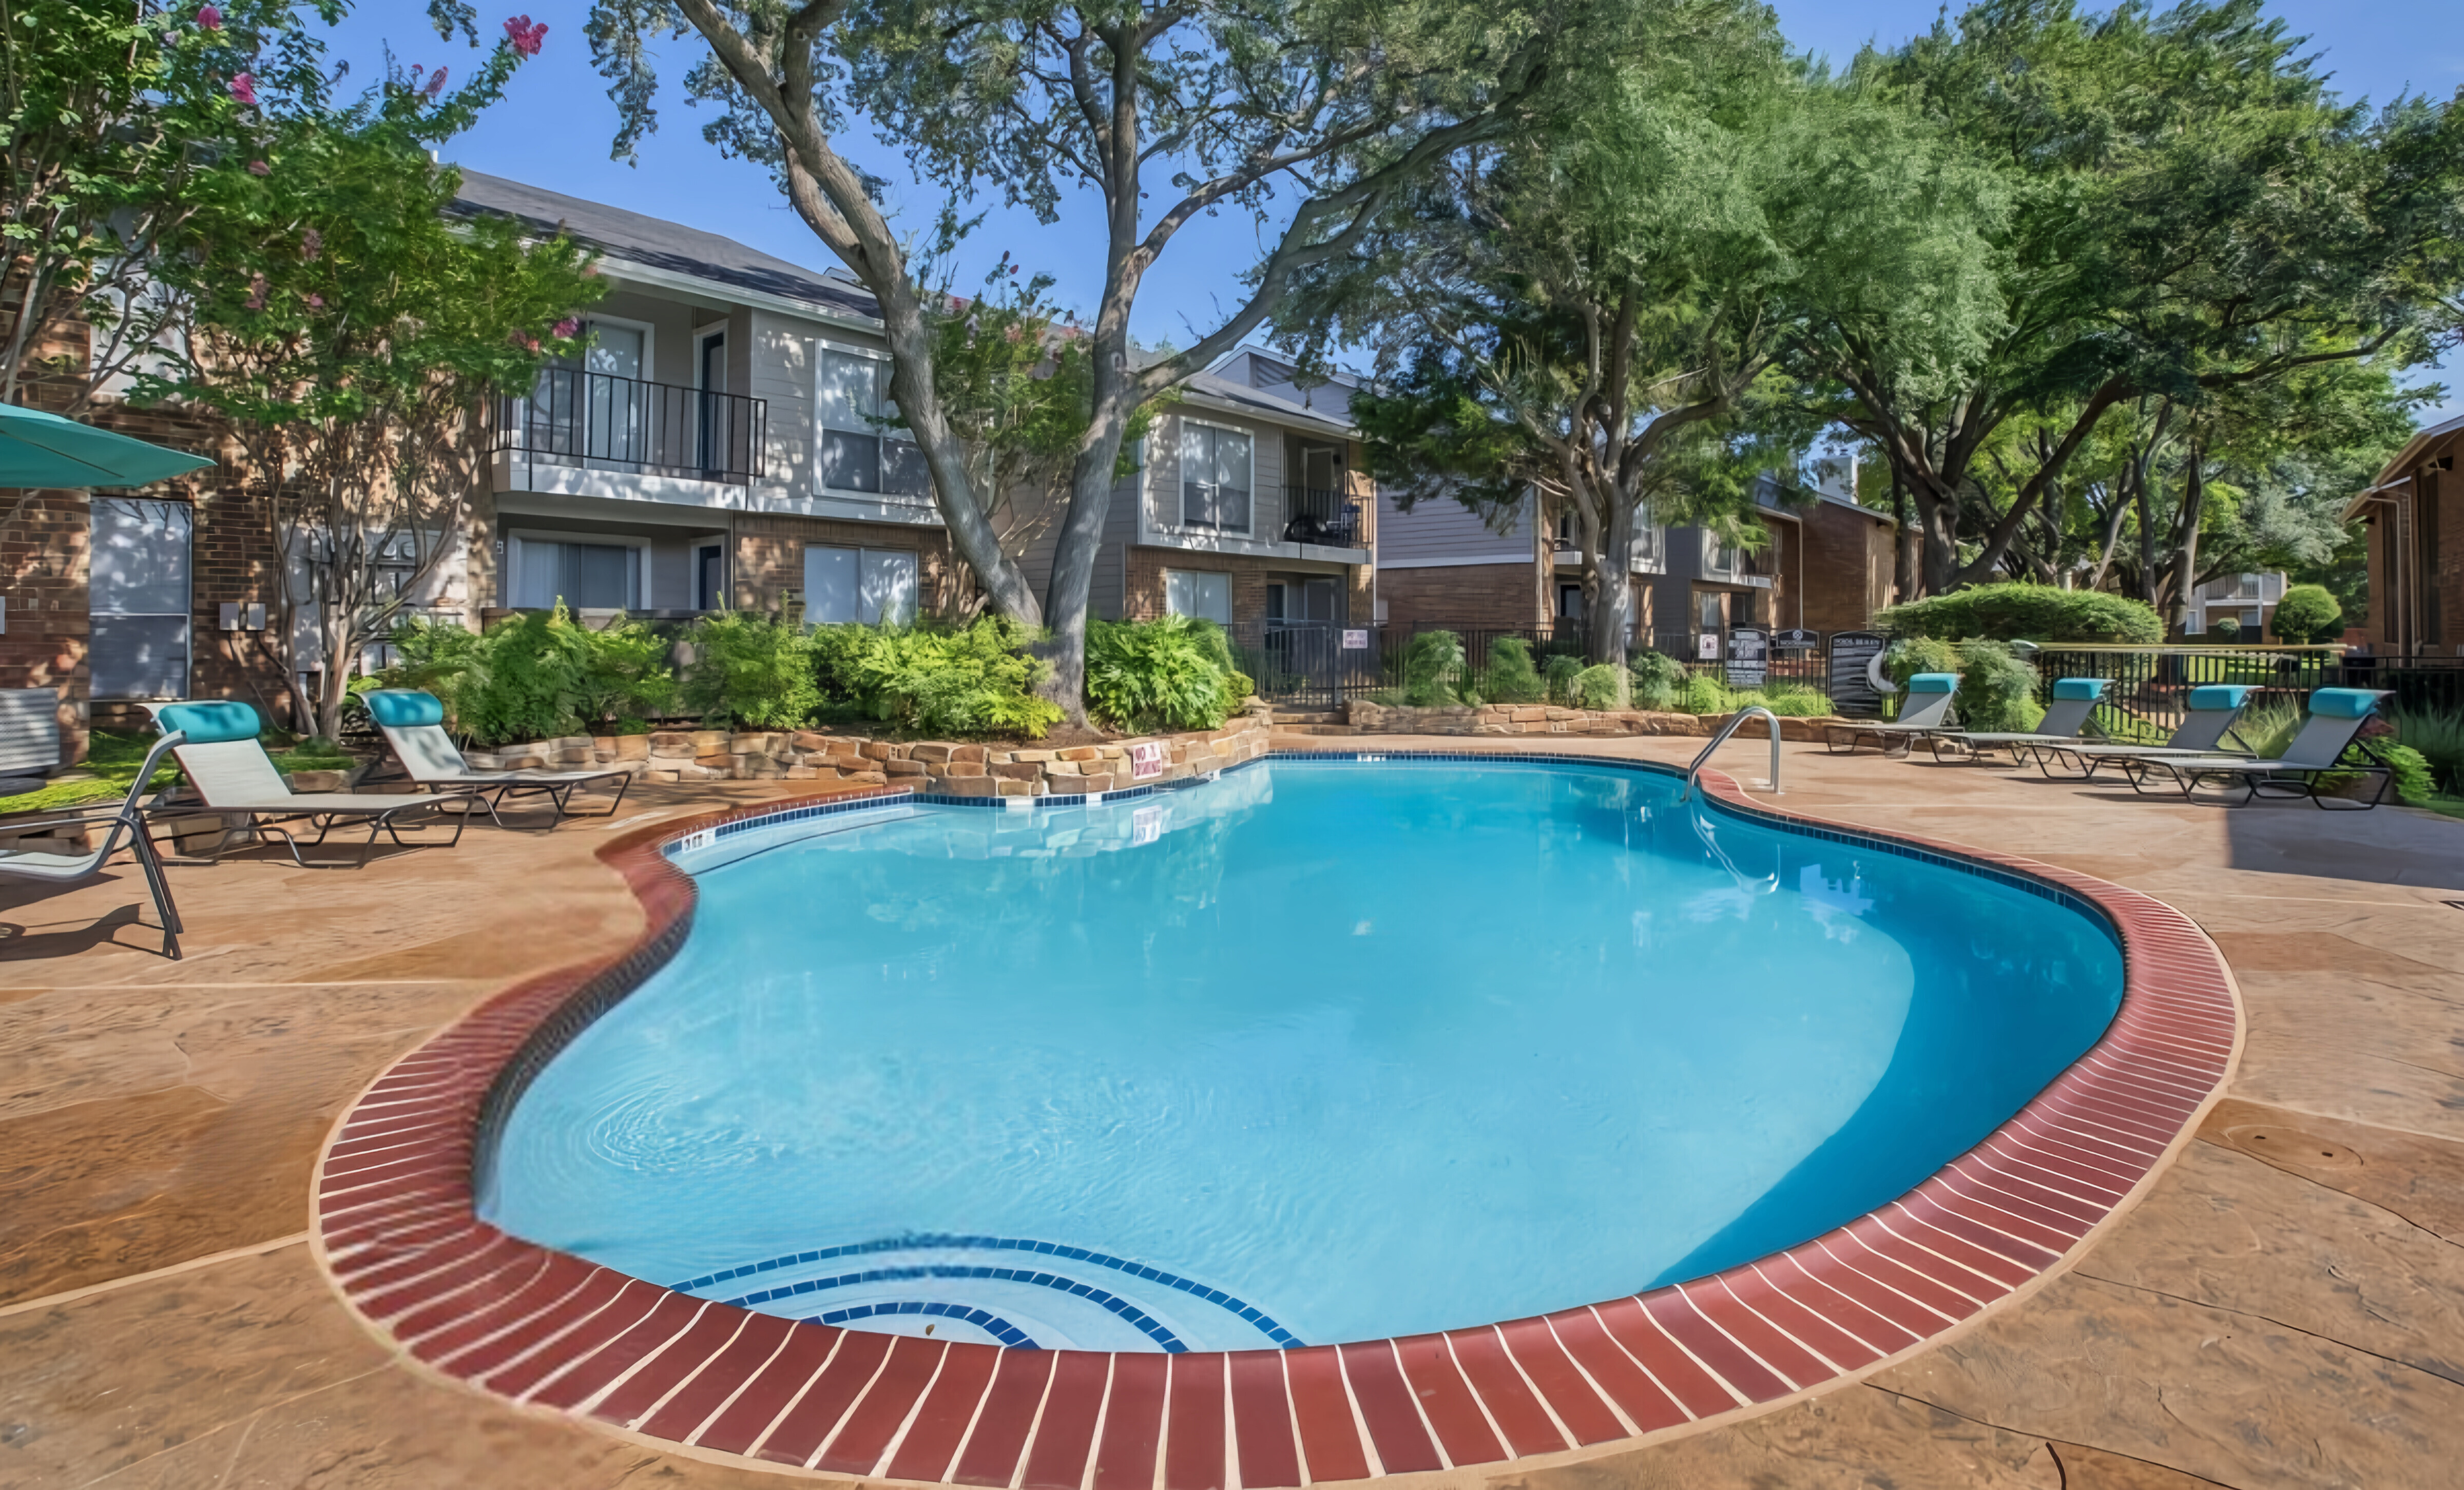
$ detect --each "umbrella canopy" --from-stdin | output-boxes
[0,403,215,490]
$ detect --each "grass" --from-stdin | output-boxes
[0,729,356,818]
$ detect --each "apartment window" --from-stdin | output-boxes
[1165,569,1232,625]
[804,544,919,625]
[1179,422,1253,533]
[512,537,643,610]
[89,497,192,700]
[818,346,930,498]
[1556,583,1584,621]
[2239,607,2263,630]
[2183,610,2204,635]
[1711,537,1740,574]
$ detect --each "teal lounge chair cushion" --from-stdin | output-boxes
[156,700,260,745]
[1907,673,1958,693]
[364,689,447,728]
[2051,678,2109,702]
[2185,684,2253,711]
[2308,688,2383,719]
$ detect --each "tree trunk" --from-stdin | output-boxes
[2164,447,2207,637]
[1589,497,1636,688]
[1890,467,1919,602]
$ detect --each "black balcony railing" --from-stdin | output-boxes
[494,367,766,483]
[1281,486,1365,548]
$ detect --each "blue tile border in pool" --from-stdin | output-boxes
[671,1233,1298,1350]
[802,1299,1038,1348]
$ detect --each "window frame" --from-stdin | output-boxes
[814,337,930,501]
[1176,416,1256,537]
[802,542,921,626]
[504,529,649,612]
[1163,567,1234,625]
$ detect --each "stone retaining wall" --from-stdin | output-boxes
[468,703,1276,797]
[1346,699,1844,743]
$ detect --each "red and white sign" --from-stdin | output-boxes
[1127,741,1167,780]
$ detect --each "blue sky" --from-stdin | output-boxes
[330,0,2459,425]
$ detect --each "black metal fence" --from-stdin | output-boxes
[2341,655,2464,717]
[494,367,767,483]
[1279,487,1366,548]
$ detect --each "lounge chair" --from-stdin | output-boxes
[0,730,185,957]
[362,689,632,827]
[2121,688,2396,808]
[2029,684,2257,780]
[139,701,475,866]
[1825,672,1959,754]
[1926,677,2112,766]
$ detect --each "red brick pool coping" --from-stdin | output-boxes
[311,759,2242,1484]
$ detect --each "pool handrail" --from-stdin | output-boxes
[1681,705,1783,801]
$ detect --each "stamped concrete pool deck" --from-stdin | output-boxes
[2,735,2459,1489]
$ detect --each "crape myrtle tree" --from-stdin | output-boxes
[140,17,603,744]
[1793,0,2464,601]
[584,0,1583,720]
[1283,32,2003,680]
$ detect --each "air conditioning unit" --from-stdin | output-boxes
[0,689,63,777]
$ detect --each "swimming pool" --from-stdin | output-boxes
[479,758,2124,1354]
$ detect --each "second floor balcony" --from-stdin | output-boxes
[493,368,767,499]
[1277,485,1366,549]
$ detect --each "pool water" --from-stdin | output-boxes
[483,760,2122,1351]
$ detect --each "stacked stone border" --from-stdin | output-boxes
[310,752,2243,1486]
[466,704,1274,797]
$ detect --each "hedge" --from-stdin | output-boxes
[1874,583,2163,644]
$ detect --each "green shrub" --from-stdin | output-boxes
[681,611,820,730]
[2385,743,2436,806]
[2208,615,2242,644]
[1400,630,1465,707]
[386,605,677,746]
[1885,636,2037,731]
[2271,584,2343,645]
[1673,672,1728,714]
[2236,703,2302,759]
[1569,663,1626,710]
[1544,653,1583,705]
[1629,650,1686,710]
[845,616,1063,738]
[1086,615,1242,732]
[1757,680,1835,717]
[1875,582,2163,644]
[1481,637,1548,704]
[1881,636,1959,686]
[2389,709,2464,792]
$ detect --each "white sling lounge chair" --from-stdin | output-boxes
[1825,672,1959,754]
[2029,683,2258,779]
[2122,688,2396,808]
[140,701,474,866]
[362,689,632,827]
[1927,676,2112,766]
[0,730,185,957]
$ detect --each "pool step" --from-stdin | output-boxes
[668,1234,1299,1354]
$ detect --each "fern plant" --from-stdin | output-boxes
[1400,630,1465,707]
[1085,615,1241,732]
[1480,637,1548,704]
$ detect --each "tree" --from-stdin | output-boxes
[1795,0,2463,599]
[140,22,601,744]
[2272,583,2341,645]
[585,0,1577,718]
[1292,37,1993,678]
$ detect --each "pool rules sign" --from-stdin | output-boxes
[1830,631,1887,718]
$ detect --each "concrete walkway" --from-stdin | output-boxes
[1,741,2457,1488]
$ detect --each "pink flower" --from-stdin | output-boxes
[300,227,321,261]
[503,15,547,57]
[243,272,267,311]
[197,5,222,30]
[305,294,324,309]
[228,72,257,106]
[510,329,540,353]
[246,159,269,177]
[425,66,448,96]
[551,317,579,338]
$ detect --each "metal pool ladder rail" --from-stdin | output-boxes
[1680,705,1783,801]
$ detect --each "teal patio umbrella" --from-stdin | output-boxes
[0,403,215,489]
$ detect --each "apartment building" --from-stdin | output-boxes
[2346,413,2462,656]
[2178,572,2288,638]
[1376,458,1897,650]
[1015,349,1375,631]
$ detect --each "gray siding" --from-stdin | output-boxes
[1378,486,1532,564]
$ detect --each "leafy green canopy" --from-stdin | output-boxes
[1875,583,2163,643]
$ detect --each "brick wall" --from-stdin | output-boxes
[730,512,965,618]
[1377,562,1545,631]
[1793,502,1896,634]
[1121,547,1271,623]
